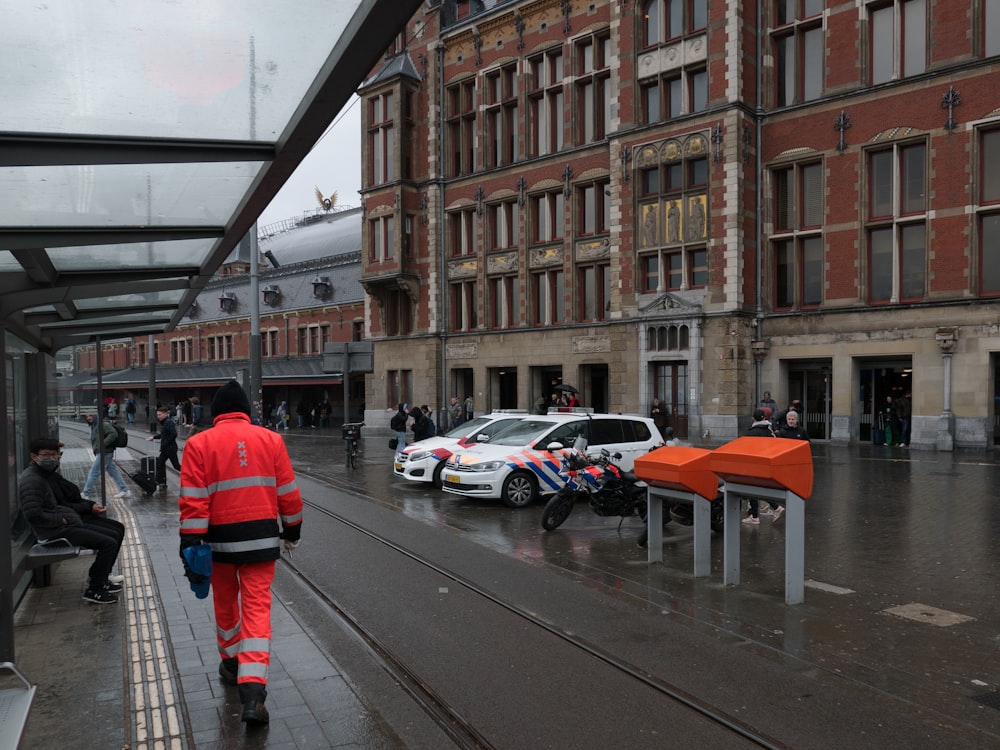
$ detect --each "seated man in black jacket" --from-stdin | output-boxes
[18,438,125,604]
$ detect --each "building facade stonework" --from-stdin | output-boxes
[356,0,1000,448]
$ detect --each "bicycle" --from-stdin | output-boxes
[342,422,364,469]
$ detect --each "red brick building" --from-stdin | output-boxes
[356,0,1000,448]
[69,209,366,426]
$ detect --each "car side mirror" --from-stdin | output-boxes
[546,441,565,451]
[477,434,490,442]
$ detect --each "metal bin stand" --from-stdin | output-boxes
[708,437,813,605]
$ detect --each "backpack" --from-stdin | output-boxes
[112,422,128,448]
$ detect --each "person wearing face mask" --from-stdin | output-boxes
[18,438,124,604]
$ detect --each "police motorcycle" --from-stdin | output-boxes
[540,435,649,533]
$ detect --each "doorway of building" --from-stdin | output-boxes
[452,367,473,410]
[534,366,564,410]
[858,360,912,443]
[787,361,832,441]
[583,364,608,413]
[992,355,1000,446]
[650,361,688,439]
[488,367,518,410]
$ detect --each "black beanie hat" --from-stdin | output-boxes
[212,380,251,417]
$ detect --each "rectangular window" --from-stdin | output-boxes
[770,160,824,308]
[869,227,893,302]
[866,141,926,303]
[369,216,395,262]
[207,335,234,361]
[529,49,564,157]
[643,68,705,122]
[451,281,478,331]
[578,182,610,236]
[688,248,707,288]
[775,20,824,106]
[384,290,412,337]
[489,275,519,328]
[870,0,926,84]
[485,63,519,168]
[981,129,1000,295]
[901,143,926,215]
[578,263,610,321]
[983,129,1000,203]
[490,201,519,250]
[667,251,683,290]
[776,239,794,308]
[575,35,611,144]
[532,191,565,243]
[262,329,279,358]
[446,79,476,177]
[900,223,925,300]
[988,0,1000,57]
[368,92,394,185]
[645,1,708,44]
[532,270,564,324]
[802,236,823,306]
[870,150,894,218]
[642,254,659,292]
[982,214,1000,294]
[449,208,477,256]
[689,69,708,112]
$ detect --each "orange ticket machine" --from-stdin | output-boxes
[707,437,814,605]
[634,447,719,574]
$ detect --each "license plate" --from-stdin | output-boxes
[445,473,460,484]
[394,462,403,471]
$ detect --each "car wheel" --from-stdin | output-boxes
[431,461,446,489]
[501,471,537,508]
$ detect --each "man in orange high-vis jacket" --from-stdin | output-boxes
[179,380,302,726]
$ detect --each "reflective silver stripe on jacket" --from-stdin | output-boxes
[182,518,210,532]
[277,480,299,495]
[280,511,302,525]
[180,486,209,499]
[211,538,280,554]
[207,475,277,494]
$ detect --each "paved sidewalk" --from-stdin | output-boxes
[11,421,1000,748]
[15,426,405,750]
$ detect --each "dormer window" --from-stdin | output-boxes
[312,276,332,299]
[262,285,281,306]
[218,292,237,313]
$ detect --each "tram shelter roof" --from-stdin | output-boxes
[0,0,422,352]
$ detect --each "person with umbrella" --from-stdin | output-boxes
[555,384,580,407]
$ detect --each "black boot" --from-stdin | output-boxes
[218,658,237,686]
[238,682,269,725]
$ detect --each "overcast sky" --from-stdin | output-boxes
[256,95,362,229]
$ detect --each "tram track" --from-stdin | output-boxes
[287,489,785,749]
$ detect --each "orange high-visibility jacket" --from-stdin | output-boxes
[179,412,302,563]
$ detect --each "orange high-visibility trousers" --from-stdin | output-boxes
[211,559,275,685]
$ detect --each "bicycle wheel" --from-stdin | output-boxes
[348,441,358,469]
[345,441,354,469]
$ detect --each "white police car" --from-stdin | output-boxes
[393,411,528,487]
[441,410,662,507]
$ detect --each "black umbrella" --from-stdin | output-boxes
[553,384,578,394]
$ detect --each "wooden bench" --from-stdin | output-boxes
[25,538,81,587]
[0,661,36,749]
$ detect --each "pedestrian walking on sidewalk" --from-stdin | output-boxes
[80,413,130,500]
[18,438,124,604]
[179,380,303,726]
[741,409,780,525]
[147,406,180,490]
